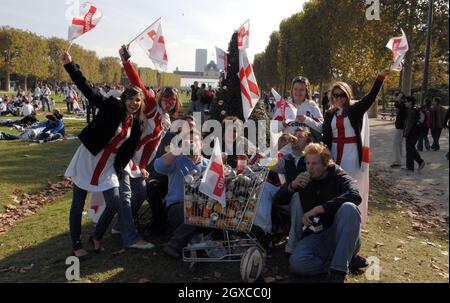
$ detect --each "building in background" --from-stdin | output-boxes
[195,49,208,73]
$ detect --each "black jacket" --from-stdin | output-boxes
[404,107,421,138]
[298,164,361,230]
[272,154,307,205]
[394,99,407,130]
[64,62,142,174]
[323,76,385,166]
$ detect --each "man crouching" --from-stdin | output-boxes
[289,142,365,283]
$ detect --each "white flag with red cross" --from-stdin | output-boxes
[237,20,250,49]
[386,29,409,71]
[239,49,260,121]
[215,46,228,76]
[132,18,168,71]
[68,2,103,41]
[271,88,297,122]
[199,137,226,207]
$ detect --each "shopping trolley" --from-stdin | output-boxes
[182,164,269,270]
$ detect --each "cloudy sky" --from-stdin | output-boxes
[0,0,306,72]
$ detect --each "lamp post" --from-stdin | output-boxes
[2,48,20,91]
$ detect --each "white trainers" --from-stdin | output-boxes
[128,241,155,250]
[111,228,121,235]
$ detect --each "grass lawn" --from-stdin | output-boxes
[0,92,448,283]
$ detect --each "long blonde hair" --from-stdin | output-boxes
[329,82,353,109]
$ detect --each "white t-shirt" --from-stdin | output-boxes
[22,104,34,116]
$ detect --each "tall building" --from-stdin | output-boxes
[195,49,207,73]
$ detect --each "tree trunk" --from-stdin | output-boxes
[4,71,11,91]
[381,85,386,111]
[401,52,413,96]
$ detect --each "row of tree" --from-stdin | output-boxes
[0,26,180,91]
[252,0,449,102]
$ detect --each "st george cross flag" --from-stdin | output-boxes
[358,113,370,225]
[199,137,226,207]
[133,18,168,71]
[68,2,103,41]
[237,20,250,49]
[271,88,297,122]
[386,29,409,72]
[239,49,260,121]
[215,46,228,76]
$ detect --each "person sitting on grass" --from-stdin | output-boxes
[154,129,210,259]
[289,142,367,283]
[34,110,65,142]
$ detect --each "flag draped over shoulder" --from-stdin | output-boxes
[386,29,409,71]
[199,138,226,207]
[68,2,103,41]
[132,18,168,72]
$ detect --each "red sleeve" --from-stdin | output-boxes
[123,60,157,114]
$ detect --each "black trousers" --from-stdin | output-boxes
[405,133,423,171]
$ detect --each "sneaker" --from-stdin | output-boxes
[349,255,369,270]
[111,228,121,235]
[418,161,426,171]
[162,244,181,259]
[128,240,155,250]
[390,164,401,168]
[328,269,346,283]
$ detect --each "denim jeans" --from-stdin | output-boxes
[166,202,198,251]
[69,183,120,250]
[115,173,147,246]
[289,202,361,275]
[41,96,51,112]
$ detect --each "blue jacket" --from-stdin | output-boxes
[154,155,209,208]
[42,119,65,135]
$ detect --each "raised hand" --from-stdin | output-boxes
[61,51,72,65]
[379,68,391,78]
[119,44,131,63]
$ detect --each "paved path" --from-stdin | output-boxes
[369,118,449,217]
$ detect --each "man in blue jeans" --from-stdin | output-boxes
[154,129,209,259]
[288,143,367,283]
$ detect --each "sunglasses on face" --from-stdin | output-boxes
[332,92,347,99]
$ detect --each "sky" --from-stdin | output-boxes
[0,0,306,72]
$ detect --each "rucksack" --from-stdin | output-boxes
[420,107,431,128]
[415,108,426,130]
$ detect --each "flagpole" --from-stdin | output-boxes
[66,40,74,52]
[128,17,162,46]
[237,19,249,30]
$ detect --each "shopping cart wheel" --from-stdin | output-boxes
[240,246,264,283]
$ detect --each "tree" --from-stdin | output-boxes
[99,57,121,85]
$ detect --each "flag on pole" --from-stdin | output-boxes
[215,46,228,77]
[386,29,409,71]
[199,138,226,207]
[132,18,168,71]
[358,113,370,225]
[271,88,297,122]
[239,49,260,121]
[237,20,250,49]
[68,2,103,41]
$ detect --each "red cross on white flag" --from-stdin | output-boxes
[68,2,103,41]
[386,29,409,71]
[271,88,297,122]
[239,49,260,121]
[199,138,226,207]
[132,18,169,71]
[237,20,250,49]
